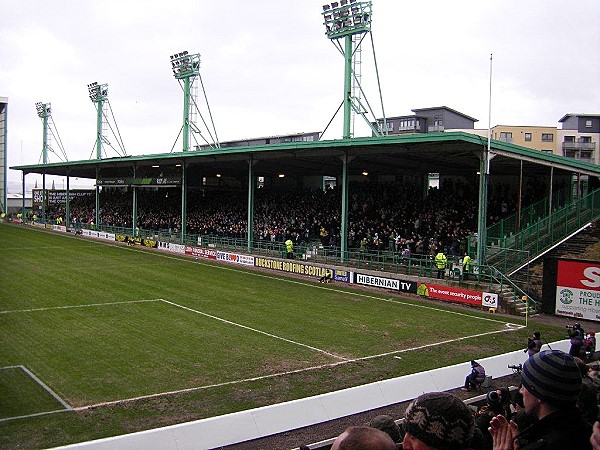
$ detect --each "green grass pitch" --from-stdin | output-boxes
[0,224,564,448]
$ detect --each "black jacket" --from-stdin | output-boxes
[515,409,592,450]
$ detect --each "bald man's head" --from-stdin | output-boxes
[331,426,397,450]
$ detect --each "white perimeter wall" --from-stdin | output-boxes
[54,340,570,450]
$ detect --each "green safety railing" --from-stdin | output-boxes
[487,190,570,240]
[484,189,600,273]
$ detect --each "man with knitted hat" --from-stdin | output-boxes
[489,349,592,449]
[401,392,476,450]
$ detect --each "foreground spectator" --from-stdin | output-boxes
[489,349,591,449]
[402,392,476,450]
[367,414,403,447]
[331,426,396,450]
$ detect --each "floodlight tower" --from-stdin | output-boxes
[170,51,201,152]
[35,102,51,164]
[322,0,373,139]
[87,82,109,160]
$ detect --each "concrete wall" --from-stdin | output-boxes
[54,340,570,450]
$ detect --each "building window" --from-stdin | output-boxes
[524,133,532,142]
[564,136,575,143]
[586,119,593,128]
[499,132,513,143]
[541,133,554,142]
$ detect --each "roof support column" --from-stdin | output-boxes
[476,150,488,266]
[132,164,137,237]
[42,172,46,223]
[339,152,354,261]
[21,172,26,220]
[181,160,187,243]
[66,173,70,228]
[516,161,523,233]
[95,167,100,229]
[247,157,256,252]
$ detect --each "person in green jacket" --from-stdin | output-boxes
[435,251,447,279]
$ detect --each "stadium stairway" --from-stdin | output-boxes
[484,187,600,275]
[511,219,600,301]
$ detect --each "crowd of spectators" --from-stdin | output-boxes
[43,176,554,255]
[324,349,597,449]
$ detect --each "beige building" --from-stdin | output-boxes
[490,125,557,154]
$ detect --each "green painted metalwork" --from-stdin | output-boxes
[170,52,200,152]
[182,76,191,152]
[476,150,488,266]
[42,173,46,222]
[65,175,70,228]
[132,166,137,236]
[180,160,186,242]
[247,158,255,252]
[343,35,353,140]
[340,153,349,260]
[95,167,100,228]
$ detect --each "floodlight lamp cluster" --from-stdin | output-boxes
[35,101,51,118]
[87,81,108,102]
[322,0,372,39]
[169,50,200,79]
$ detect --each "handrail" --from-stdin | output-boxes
[482,188,600,272]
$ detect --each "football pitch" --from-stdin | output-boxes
[0,224,564,448]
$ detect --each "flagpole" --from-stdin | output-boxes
[488,53,492,164]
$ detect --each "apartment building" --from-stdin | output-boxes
[374,106,478,135]
[558,114,600,165]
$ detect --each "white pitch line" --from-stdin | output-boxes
[160,299,348,361]
[73,324,523,411]
[0,365,73,423]
[0,299,161,315]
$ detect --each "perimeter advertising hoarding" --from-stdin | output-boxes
[217,251,255,266]
[355,273,416,293]
[555,259,600,321]
[254,256,348,282]
[185,246,218,260]
[417,283,498,308]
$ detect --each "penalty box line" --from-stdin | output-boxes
[0,365,73,424]
[0,299,162,315]
[159,299,348,361]
[75,324,523,412]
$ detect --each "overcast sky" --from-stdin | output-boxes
[2,0,599,189]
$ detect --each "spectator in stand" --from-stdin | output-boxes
[462,360,486,392]
[488,349,591,450]
[402,392,476,450]
[476,388,513,450]
[331,426,396,450]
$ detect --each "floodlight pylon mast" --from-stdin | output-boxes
[87,82,108,160]
[321,0,382,139]
[170,51,200,152]
[35,102,51,164]
[87,82,126,160]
